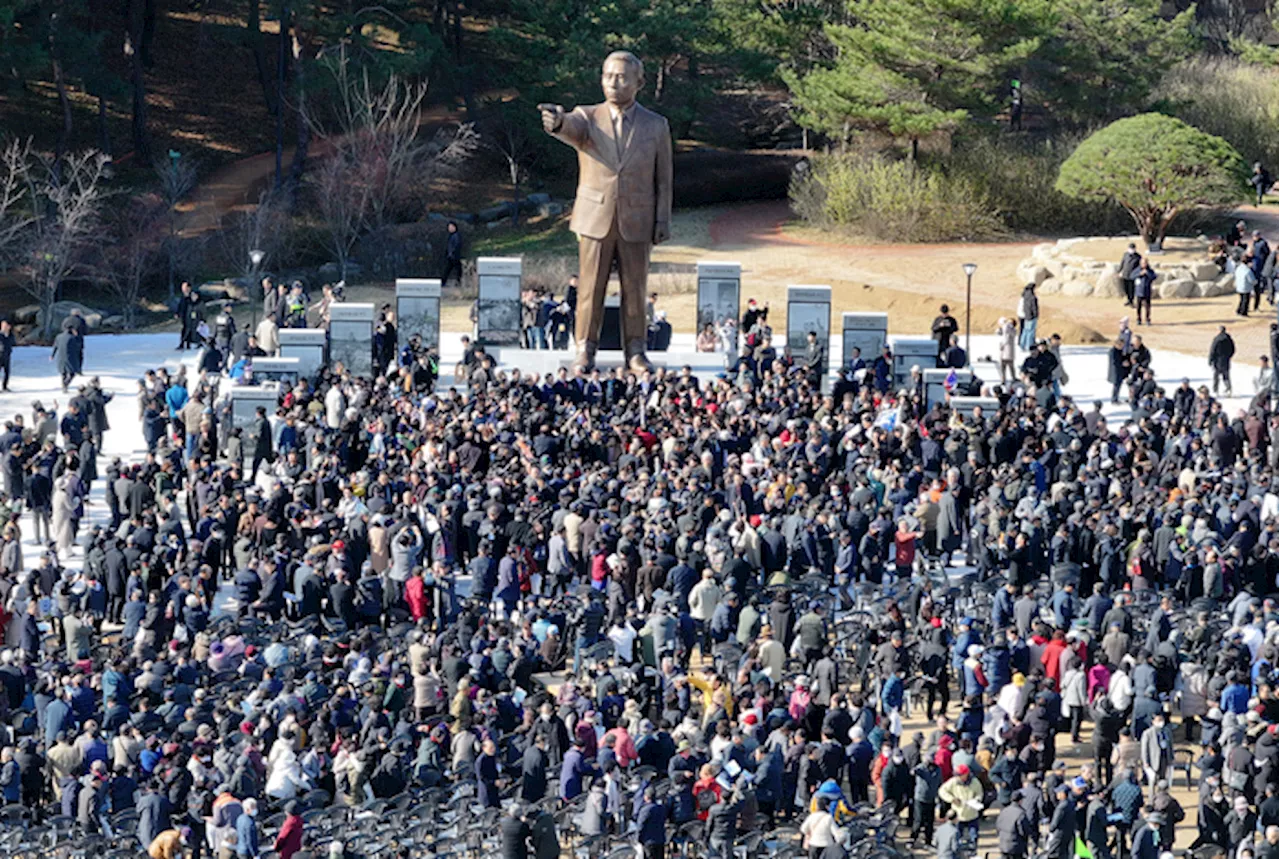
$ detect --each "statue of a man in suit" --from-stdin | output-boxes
[539,51,673,373]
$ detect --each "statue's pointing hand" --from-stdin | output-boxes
[538,104,565,133]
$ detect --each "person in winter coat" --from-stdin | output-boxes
[274,803,305,859]
[1108,337,1131,404]
[1061,659,1089,743]
[1017,283,1039,352]
[1132,259,1156,325]
[996,318,1017,385]
[937,764,983,845]
[1234,255,1258,316]
[51,324,84,393]
[1208,326,1235,396]
[997,798,1035,859]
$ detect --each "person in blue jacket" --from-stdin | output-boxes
[635,784,668,859]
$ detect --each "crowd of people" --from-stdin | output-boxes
[0,273,1272,859]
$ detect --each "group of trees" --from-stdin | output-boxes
[782,0,1199,157]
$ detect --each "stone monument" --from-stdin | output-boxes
[277,329,327,378]
[328,302,376,377]
[539,50,674,373]
[475,258,522,347]
[395,278,442,352]
[696,262,741,353]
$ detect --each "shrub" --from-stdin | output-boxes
[790,153,1005,242]
[1154,57,1279,175]
[943,135,1134,236]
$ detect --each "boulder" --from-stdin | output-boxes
[1094,270,1125,298]
[477,202,517,223]
[12,305,39,325]
[1062,280,1096,297]
[1189,262,1221,281]
[1159,278,1196,299]
[1038,279,1062,295]
[1041,259,1064,280]
[1031,243,1057,262]
[1208,274,1236,297]
[317,261,363,282]
[36,300,103,331]
[1016,259,1053,285]
[101,315,126,329]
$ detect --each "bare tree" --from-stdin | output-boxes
[483,101,542,226]
[0,140,37,261]
[0,145,110,336]
[155,154,199,301]
[311,149,377,283]
[215,189,290,295]
[304,46,478,278]
[99,194,164,327]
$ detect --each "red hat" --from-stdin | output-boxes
[930,617,943,628]
[743,713,758,726]
[956,764,970,776]
[333,540,345,550]
[749,515,762,528]
[244,645,256,657]
[240,721,255,734]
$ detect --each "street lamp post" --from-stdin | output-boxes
[249,249,265,330]
[962,262,977,367]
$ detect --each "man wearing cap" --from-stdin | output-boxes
[1132,813,1163,859]
[1045,781,1076,859]
[938,763,983,847]
[997,784,1035,859]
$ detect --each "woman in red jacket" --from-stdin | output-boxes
[274,802,305,859]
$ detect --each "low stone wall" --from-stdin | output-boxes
[1015,237,1233,299]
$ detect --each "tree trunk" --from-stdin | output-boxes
[910,137,919,162]
[96,94,112,156]
[275,2,290,188]
[50,57,74,168]
[128,0,152,163]
[48,15,74,168]
[510,168,520,227]
[286,43,310,206]
[247,0,277,116]
[141,0,158,67]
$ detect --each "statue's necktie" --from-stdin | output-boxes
[614,112,627,163]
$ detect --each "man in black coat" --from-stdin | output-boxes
[250,406,273,478]
[442,220,463,287]
[0,319,14,391]
[174,281,202,349]
[520,733,550,803]
[1209,325,1235,396]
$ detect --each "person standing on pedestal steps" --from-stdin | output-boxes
[540,50,674,373]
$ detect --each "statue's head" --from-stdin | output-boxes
[601,51,644,108]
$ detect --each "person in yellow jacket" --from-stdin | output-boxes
[688,668,734,724]
[148,827,188,859]
[937,764,984,847]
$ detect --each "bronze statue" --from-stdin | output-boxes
[540,50,673,373]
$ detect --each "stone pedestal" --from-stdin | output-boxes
[476,257,522,346]
[229,383,280,468]
[889,337,937,389]
[786,285,831,373]
[696,261,742,353]
[277,329,327,378]
[395,278,442,352]
[328,302,376,377]
[841,312,888,369]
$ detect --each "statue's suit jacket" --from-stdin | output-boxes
[552,102,673,244]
